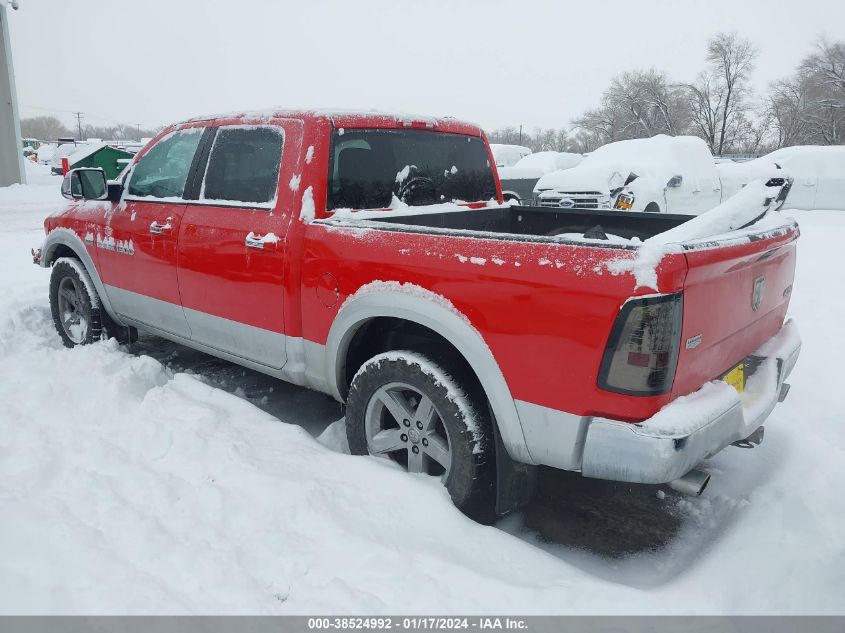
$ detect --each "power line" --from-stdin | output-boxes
[73,111,83,140]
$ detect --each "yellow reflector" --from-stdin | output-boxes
[723,362,745,393]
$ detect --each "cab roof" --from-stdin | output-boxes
[175,108,484,137]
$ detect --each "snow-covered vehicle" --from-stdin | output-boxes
[718,146,845,210]
[35,143,56,165]
[34,109,800,522]
[534,135,723,214]
[490,143,531,168]
[497,151,584,204]
[49,141,86,175]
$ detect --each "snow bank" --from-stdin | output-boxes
[0,163,64,231]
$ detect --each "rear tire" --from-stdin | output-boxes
[644,202,661,213]
[346,351,496,522]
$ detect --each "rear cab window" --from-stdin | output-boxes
[327,128,496,211]
[201,126,284,208]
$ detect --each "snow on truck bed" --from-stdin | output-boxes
[1,164,843,614]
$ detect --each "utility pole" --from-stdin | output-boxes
[73,111,83,141]
[0,0,26,186]
[518,124,522,145]
[136,122,141,141]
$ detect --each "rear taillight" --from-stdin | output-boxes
[598,293,683,396]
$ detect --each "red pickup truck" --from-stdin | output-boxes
[34,109,800,521]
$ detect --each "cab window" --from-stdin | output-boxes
[202,127,284,206]
[127,128,203,199]
[327,129,496,210]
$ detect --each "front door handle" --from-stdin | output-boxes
[245,232,279,250]
[149,218,173,235]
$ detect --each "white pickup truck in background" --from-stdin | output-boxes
[534,135,724,214]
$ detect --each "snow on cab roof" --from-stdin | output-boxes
[175,108,482,133]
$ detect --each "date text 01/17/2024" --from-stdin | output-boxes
[307,617,528,630]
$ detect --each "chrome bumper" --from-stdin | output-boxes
[580,320,801,484]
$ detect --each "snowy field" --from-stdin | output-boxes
[1,163,843,614]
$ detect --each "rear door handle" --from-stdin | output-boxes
[149,218,173,235]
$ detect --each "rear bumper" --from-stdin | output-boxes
[580,319,801,484]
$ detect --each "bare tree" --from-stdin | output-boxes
[530,127,570,152]
[82,123,160,142]
[766,77,811,147]
[798,38,845,144]
[607,70,690,137]
[571,103,627,148]
[20,116,73,141]
[764,38,845,147]
[686,33,758,155]
[686,72,720,151]
[801,38,845,101]
[487,127,524,146]
[488,127,570,153]
[572,69,689,149]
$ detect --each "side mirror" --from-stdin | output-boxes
[107,180,124,202]
[667,175,683,188]
[608,171,624,188]
[61,168,108,201]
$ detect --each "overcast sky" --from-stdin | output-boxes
[7,0,845,133]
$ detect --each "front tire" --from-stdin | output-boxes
[346,351,496,521]
[50,258,104,347]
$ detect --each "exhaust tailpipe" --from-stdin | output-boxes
[668,469,711,496]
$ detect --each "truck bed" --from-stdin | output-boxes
[369,205,694,245]
[311,182,798,424]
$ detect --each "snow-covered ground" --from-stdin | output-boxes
[1,163,843,614]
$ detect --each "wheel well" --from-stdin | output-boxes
[45,244,79,266]
[343,317,486,403]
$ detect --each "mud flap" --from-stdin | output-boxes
[493,412,537,516]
